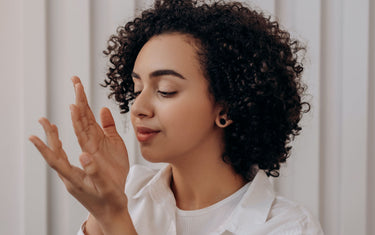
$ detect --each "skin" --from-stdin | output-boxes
[29,33,246,234]
[131,33,245,210]
[29,77,135,235]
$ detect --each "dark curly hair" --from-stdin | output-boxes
[103,0,311,180]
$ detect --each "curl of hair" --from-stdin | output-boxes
[103,0,311,180]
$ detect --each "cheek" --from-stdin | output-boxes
[158,96,215,138]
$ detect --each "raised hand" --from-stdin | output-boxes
[29,76,135,235]
[69,76,129,194]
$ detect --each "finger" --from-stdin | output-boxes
[100,107,119,137]
[38,117,54,148]
[38,118,64,152]
[80,152,96,174]
[50,124,70,161]
[71,75,81,86]
[70,102,104,154]
[71,77,104,148]
[29,135,72,179]
[29,135,53,161]
[79,152,108,190]
[50,124,63,150]
[71,76,96,125]
[70,103,89,147]
[74,82,90,132]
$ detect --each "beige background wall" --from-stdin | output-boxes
[0,0,374,234]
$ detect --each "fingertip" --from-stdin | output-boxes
[100,107,117,131]
[80,153,92,167]
[100,107,110,115]
[29,135,43,148]
[80,153,98,175]
[38,118,47,129]
[39,117,51,126]
[29,135,36,143]
[71,76,81,84]
[38,117,45,124]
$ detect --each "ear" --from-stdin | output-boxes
[215,108,233,128]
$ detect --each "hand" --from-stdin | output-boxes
[29,76,134,234]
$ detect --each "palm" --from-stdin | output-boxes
[77,115,128,191]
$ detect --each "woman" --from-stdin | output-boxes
[29,0,323,234]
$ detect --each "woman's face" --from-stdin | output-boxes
[130,33,222,163]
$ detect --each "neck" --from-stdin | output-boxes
[169,130,247,210]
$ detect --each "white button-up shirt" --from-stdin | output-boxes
[78,164,323,234]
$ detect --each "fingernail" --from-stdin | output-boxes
[81,154,92,166]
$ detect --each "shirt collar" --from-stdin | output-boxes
[132,164,173,203]
[131,164,275,233]
[220,170,275,234]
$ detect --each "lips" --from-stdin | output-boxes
[136,126,160,142]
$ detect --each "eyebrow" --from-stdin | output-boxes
[131,69,186,80]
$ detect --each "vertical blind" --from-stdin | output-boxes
[1,0,373,234]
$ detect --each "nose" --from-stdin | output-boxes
[130,90,154,119]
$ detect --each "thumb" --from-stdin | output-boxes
[100,107,119,137]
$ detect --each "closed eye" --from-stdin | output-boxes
[158,91,177,97]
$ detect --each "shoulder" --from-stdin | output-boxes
[225,170,324,234]
[266,196,324,234]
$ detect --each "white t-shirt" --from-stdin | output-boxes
[78,164,324,235]
[176,181,250,235]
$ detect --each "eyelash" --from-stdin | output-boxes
[158,91,177,97]
[133,91,177,98]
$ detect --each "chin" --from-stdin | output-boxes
[140,149,168,163]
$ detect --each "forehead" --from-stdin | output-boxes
[133,33,204,77]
